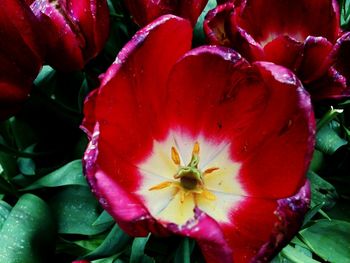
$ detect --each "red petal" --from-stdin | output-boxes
[204,3,264,61]
[221,181,310,262]
[263,35,303,70]
[307,67,350,101]
[235,0,340,44]
[165,49,314,198]
[30,0,85,71]
[297,36,333,83]
[204,3,235,46]
[82,15,192,233]
[334,32,350,86]
[0,0,43,120]
[124,0,208,27]
[68,0,110,61]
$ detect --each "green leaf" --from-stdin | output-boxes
[0,194,55,263]
[17,145,36,176]
[174,238,195,263]
[316,107,343,131]
[130,235,151,263]
[309,150,324,172]
[49,185,107,235]
[23,160,87,190]
[0,200,11,229]
[34,65,56,87]
[84,224,132,260]
[193,0,217,46]
[93,210,115,227]
[300,220,350,263]
[316,122,347,155]
[280,245,320,263]
[308,171,338,209]
[302,203,324,225]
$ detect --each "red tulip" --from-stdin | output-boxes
[204,0,350,101]
[0,0,43,120]
[29,0,110,71]
[81,15,315,263]
[124,0,208,26]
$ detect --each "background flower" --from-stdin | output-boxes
[0,0,43,120]
[124,0,208,26]
[29,0,110,71]
[204,0,350,101]
[82,15,315,262]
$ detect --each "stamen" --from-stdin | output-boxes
[204,167,219,175]
[171,146,181,165]
[192,141,200,155]
[180,191,186,203]
[149,181,173,191]
[203,190,216,200]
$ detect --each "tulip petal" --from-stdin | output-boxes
[164,48,314,198]
[298,36,334,83]
[0,0,43,119]
[220,181,310,262]
[235,0,339,44]
[307,67,350,101]
[263,35,303,70]
[334,32,350,86]
[203,3,234,46]
[30,0,85,71]
[68,0,110,60]
[124,0,208,27]
[82,15,193,235]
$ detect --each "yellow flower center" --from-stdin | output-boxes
[149,142,219,204]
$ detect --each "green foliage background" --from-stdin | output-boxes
[0,1,350,262]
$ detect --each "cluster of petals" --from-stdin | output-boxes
[124,0,208,26]
[29,0,110,71]
[0,0,109,120]
[82,15,315,262]
[0,0,44,120]
[204,0,350,101]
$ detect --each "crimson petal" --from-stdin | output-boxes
[0,0,43,120]
[124,0,208,27]
[30,0,109,71]
[83,15,193,235]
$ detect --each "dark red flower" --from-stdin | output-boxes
[124,0,208,27]
[29,0,110,71]
[0,0,43,120]
[204,0,350,101]
[82,15,315,262]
